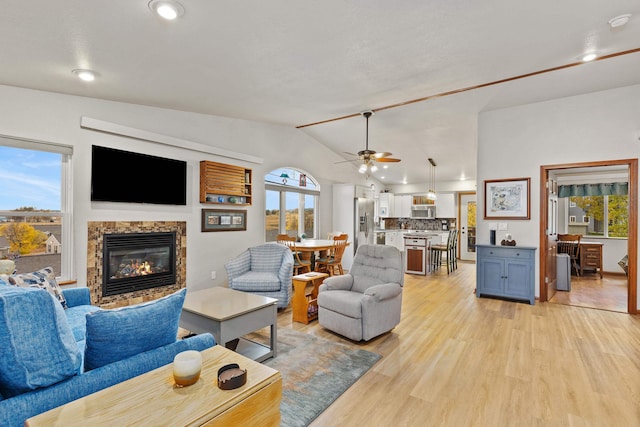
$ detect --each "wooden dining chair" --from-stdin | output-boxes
[277,234,311,275]
[557,233,581,276]
[315,234,348,276]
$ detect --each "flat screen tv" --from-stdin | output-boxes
[91,145,187,205]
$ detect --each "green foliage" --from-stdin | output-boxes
[571,195,628,238]
[571,196,604,221]
[608,195,628,237]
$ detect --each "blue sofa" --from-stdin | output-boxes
[0,284,215,427]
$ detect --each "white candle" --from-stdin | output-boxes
[173,350,202,387]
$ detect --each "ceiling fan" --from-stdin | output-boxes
[339,110,401,174]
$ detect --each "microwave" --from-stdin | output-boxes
[411,205,435,219]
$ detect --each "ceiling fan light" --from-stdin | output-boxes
[359,164,368,174]
[370,164,378,172]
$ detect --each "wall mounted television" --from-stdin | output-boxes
[91,145,187,205]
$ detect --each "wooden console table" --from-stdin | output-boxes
[292,272,328,324]
[26,346,281,427]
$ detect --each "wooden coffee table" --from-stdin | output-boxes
[25,346,282,427]
[179,287,278,362]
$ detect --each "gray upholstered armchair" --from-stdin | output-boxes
[317,244,404,341]
[224,243,294,308]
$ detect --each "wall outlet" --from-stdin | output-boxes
[210,271,216,280]
[498,223,508,231]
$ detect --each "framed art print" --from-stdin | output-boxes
[202,209,247,232]
[484,177,530,220]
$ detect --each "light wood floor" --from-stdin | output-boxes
[549,272,628,313]
[271,261,640,427]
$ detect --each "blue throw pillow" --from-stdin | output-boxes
[84,288,186,371]
[3,267,67,309]
[0,286,82,397]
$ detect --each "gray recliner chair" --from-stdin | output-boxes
[317,244,404,341]
[225,243,294,308]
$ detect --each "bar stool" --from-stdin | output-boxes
[430,229,458,274]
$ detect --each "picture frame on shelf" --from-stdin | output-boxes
[484,177,530,220]
[202,209,247,232]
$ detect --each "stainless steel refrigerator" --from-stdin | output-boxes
[332,184,375,271]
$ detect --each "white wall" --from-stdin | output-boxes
[0,85,365,292]
[477,84,640,309]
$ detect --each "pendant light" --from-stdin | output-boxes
[427,158,437,201]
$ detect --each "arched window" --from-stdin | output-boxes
[265,167,319,241]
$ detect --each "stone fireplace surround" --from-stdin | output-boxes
[87,221,186,308]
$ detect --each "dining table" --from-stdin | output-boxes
[293,239,350,271]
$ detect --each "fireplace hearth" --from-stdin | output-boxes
[103,232,176,297]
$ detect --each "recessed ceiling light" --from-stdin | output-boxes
[608,14,631,28]
[581,53,597,62]
[148,0,185,20]
[72,69,96,81]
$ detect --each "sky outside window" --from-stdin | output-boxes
[0,146,61,211]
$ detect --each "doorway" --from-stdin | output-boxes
[539,159,637,314]
[458,192,476,261]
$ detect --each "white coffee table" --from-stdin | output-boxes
[180,287,277,362]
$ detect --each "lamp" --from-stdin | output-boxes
[427,158,437,201]
[280,172,290,184]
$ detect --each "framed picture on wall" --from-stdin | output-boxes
[484,177,530,220]
[202,209,247,232]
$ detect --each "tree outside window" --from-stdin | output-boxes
[569,195,627,238]
[0,144,70,277]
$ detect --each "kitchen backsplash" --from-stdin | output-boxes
[384,218,456,231]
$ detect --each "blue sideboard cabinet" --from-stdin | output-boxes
[476,244,537,305]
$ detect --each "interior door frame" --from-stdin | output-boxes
[539,158,638,314]
[457,191,476,260]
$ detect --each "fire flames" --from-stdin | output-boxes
[113,259,164,278]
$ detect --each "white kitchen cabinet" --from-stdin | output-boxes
[385,231,406,251]
[436,193,455,218]
[378,193,394,217]
[393,195,412,218]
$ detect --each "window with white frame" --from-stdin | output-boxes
[265,168,319,241]
[568,195,628,238]
[0,139,72,279]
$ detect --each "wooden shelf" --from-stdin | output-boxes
[292,273,328,324]
[200,161,252,206]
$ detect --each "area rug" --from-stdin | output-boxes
[258,328,381,427]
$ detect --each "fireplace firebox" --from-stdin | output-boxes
[103,232,176,297]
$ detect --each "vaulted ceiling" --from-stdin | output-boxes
[2,1,639,184]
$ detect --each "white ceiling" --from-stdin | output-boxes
[2,1,639,185]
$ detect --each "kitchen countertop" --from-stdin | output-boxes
[403,232,439,238]
[376,229,442,235]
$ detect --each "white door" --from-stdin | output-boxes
[459,193,476,261]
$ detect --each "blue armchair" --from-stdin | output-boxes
[225,243,294,308]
